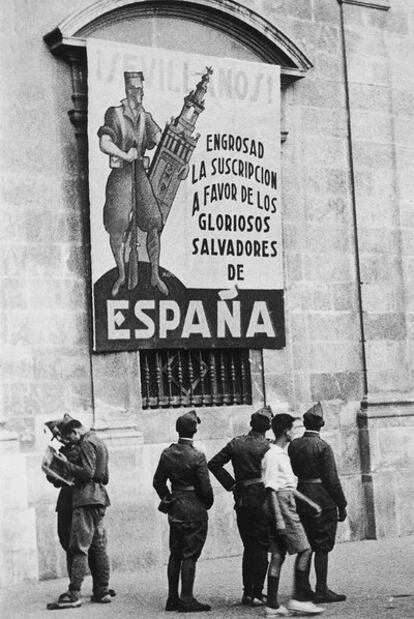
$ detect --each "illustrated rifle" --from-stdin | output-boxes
[127,142,139,290]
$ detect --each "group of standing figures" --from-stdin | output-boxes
[153,403,347,616]
[44,402,347,616]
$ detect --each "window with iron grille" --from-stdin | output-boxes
[140,349,252,409]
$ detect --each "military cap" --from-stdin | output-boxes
[44,418,61,438]
[251,405,273,423]
[303,402,323,420]
[124,71,144,88]
[44,414,75,439]
[176,410,200,435]
[58,413,75,432]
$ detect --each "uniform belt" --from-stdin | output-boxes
[172,485,195,491]
[239,478,263,488]
[299,478,322,484]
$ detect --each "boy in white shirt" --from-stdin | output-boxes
[262,414,325,617]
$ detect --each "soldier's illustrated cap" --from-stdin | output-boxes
[303,402,324,421]
[176,410,201,435]
[251,405,273,424]
[124,71,144,88]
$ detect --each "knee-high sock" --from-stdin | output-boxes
[315,551,329,594]
[294,549,312,601]
[167,555,181,600]
[241,548,252,595]
[181,558,196,600]
[252,548,269,597]
[267,552,284,609]
[267,576,280,609]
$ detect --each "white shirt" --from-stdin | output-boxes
[262,443,297,491]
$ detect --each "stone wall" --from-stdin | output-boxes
[0,432,38,586]
[359,400,414,538]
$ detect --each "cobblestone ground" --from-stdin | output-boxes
[1,536,414,618]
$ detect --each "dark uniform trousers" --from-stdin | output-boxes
[153,440,214,601]
[169,518,208,562]
[208,432,270,599]
[65,432,111,598]
[235,495,269,598]
[68,505,109,597]
[48,445,78,579]
[288,432,347,554]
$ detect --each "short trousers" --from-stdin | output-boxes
[104,161,162,235]
[169,520,208,561]
[267,489,310,555]
[298,508,338,552]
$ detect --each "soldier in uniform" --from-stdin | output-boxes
[288,402,347,604]
[44,415,79,576]
[207,406,273,606]
[98,71,168,297]
[49,419,112,609]
[153,411,214,613]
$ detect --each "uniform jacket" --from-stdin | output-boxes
[153,439,214,523]
[65,431,110,509]
[98,101,162,235]
[288,432,347,512]
[208,431,270,508]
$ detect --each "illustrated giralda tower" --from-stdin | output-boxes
[149,66,213,223]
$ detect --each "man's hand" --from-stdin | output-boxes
[338,507,347,522]
[124,147,138,163]
[54,451,68,464]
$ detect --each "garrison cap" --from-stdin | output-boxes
[124,71,144,88]
[303,402,324,421]
[44,418,61,438]
[176,410,201,435]
[251,405,273,424]
[44,413,75,439]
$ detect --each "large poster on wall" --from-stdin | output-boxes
[88,39,285,352]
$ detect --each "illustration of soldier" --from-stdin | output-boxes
[98,71,167,297]
[98,67,213,298]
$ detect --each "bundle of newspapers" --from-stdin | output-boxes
[41,444,74,486]
[42,416,76,486]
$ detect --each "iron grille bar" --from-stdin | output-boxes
[140,348,252,409]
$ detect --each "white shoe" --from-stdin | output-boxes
[287,599,325,615]
[264,605,291,617]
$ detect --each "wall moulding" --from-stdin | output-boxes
[43,0,313,85]
[44,0,313,136]
[338,0,391,10]
[359,392,414,418]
